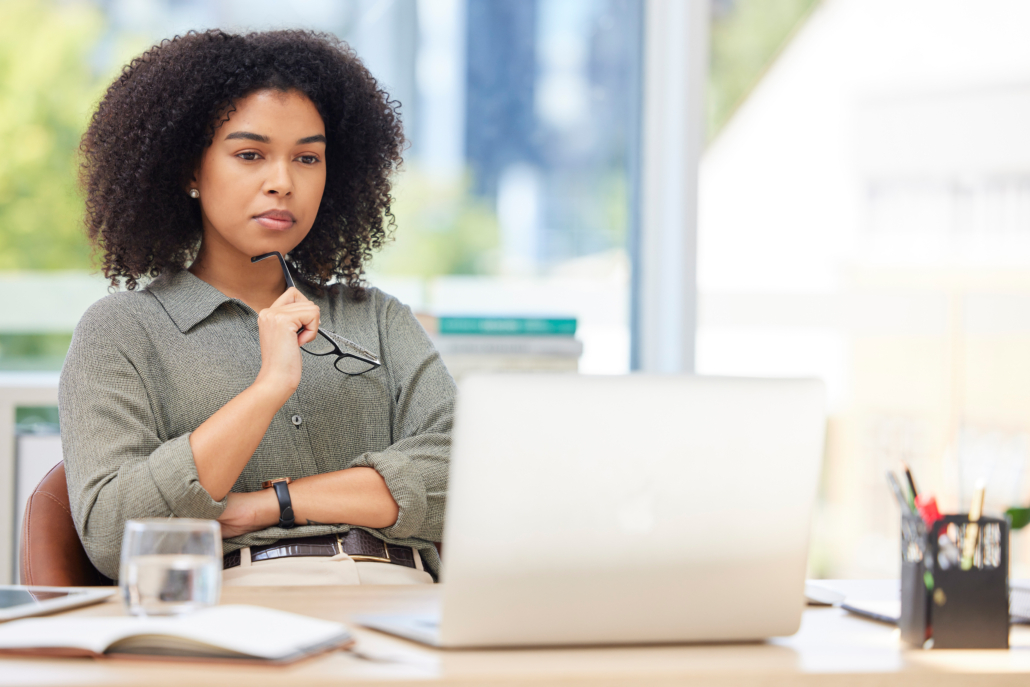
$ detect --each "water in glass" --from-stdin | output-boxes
[121,553,220,615]
[120,518,221,616]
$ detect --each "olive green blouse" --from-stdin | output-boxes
[59,269,455,579]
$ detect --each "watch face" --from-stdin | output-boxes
[262,477,292,489]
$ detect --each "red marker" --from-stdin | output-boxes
[915,494,941,528]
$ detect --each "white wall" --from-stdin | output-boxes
[13,435,62,583]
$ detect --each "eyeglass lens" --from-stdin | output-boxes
[300,329,380,376]
[334,355,379,376]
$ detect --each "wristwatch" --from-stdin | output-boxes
[261,477,295,529]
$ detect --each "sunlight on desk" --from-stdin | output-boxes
[4,585,1030,686]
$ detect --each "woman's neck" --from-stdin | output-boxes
[189,241,287,313]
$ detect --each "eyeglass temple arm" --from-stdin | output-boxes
[251,254,379,373]
[251,251,296,289]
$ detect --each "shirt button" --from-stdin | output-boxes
[291,414,303,427]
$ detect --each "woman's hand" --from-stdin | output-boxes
[253,287,321,402]
[217,490,279,539]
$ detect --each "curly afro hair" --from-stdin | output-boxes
[80,29,404,293]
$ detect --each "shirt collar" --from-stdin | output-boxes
[147,269,236,333]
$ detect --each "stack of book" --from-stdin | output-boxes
[417,314,583,379]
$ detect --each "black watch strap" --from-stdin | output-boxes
[272,480,295,529]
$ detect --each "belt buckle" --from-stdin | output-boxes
[343,531,392,564]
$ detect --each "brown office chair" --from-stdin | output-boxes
[20,461,112,586]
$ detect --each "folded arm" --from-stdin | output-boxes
[350,300,454,543]
[60,318,227,579]
[217,466,399,538]
[217,299,454,543]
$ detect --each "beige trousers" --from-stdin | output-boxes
[222,546,435,586]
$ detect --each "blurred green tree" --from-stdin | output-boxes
[0,0,824,272]
[0,0,105,270]
[708,0,821,140]
[372,166,501,278]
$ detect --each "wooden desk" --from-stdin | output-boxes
[4,584,1030,686]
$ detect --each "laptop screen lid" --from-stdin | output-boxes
[438,374,825,648]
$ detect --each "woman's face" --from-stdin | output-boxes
[192,88,327,262]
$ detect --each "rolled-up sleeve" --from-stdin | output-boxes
[59,303,225,579]
[350,300,454,543]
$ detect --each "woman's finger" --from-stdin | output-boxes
[286,305,320,335]
[260,305,318,328]
[267,301,320,333]
[275,301,320,316]
[297,327,319,346]
[271,286,310,307]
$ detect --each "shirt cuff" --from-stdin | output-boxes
[352,449,427,540]
[146,433,227,518]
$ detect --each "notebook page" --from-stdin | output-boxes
[0,605,349,660]
[0,616,158,655]
[109,605,350,660]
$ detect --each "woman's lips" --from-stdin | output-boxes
[254,210,296,231]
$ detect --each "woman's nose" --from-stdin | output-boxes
[264,159,294,196]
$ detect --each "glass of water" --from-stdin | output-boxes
[119,519,221,616]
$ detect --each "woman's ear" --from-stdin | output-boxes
[184,167,200,198]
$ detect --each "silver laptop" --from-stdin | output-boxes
[356,374,825,647]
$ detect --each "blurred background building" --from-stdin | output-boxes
[4,0,1030,581]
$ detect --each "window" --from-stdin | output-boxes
[700,0,1030,578]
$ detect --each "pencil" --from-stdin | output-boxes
[960,481,986,571]
[886,471,915,513]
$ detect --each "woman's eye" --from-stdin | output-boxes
[237,152,260,161]
[297,155,320,165]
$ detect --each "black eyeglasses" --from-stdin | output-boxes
[251,252,382,376]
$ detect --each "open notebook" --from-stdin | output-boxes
[0,605,351,663]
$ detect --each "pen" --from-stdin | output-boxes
[902,462,919,504]
[886,471,915,514]
[960,481,986,571]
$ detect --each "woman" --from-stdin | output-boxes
[61,29,454,585]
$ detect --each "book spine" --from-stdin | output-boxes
[437,317,577,336]
[441,356,579,376]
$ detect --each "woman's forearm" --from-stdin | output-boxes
[191,287,322,501]
[189,379,288,500]
[291,467,399,528]
[219,467,399,537]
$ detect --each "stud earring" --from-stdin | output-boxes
[188,189,200,199]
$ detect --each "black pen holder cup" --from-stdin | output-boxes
[900,513,1009,649]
